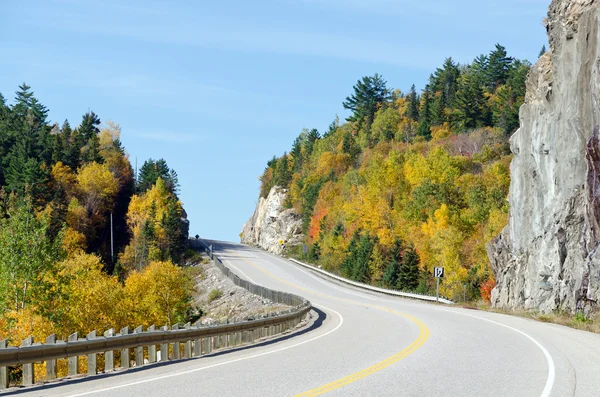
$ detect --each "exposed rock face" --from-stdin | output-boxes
[489,0,600,314]
[241,186,303,254]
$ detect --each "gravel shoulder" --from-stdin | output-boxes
[192,254,290,324]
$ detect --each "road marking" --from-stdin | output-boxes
[224,258,258,283]
[239,247,554,397]
[232,251,429,397]
[65,303,344,397]
[440,309,555,397]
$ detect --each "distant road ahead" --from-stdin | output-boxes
[11,241,600,396]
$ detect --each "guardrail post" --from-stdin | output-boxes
[160,326,169,362]
[87,330,97,375]
[68,332,78,376]
[22,336,34,386]
[120,327,130,369]
[45,334,57,381]
[134,326,144,367]
[193,322,202,357]
[147,326,157,363]
[1,340,9,389]
[104,329,115,372]
[204,336,211,354]
[183,323,192,358]
[171,323,180,359]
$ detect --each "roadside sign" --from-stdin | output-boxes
[434,267,444,278]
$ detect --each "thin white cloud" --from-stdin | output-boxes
[130,130,206,144]
[298,0,545,18]
[39,14,445,69]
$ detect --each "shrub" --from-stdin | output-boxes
[208,288,223,303]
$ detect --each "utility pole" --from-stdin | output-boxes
[110,212,114,263]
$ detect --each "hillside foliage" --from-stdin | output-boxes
[260,45,527,300]
[0,84,194,346]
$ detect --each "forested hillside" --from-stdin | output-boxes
[259,45,530,301]
[0,84,193,347]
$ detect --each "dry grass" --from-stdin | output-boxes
[457,301,600,334]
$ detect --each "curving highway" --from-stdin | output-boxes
[9,240,600,397]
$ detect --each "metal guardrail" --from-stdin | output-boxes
[287,258,454,305]
[0,242,312,389]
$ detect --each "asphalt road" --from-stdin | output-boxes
[7,240,600,397]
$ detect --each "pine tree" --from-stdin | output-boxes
[291,136,303,172]
[324,116,339,138]
[343,74,391,129]
[397,249,420,291]
[309,241,321,261]
[417,87,433,140]
[382,259,400,289]
[341,230,360,278]
[486,44,513,89]
[538,45,547,58]
[162,198,187,263]
[305,128,320,156]
[430,58,460,124]
[77,112,101,143]
[60,120,78,168]
[274,154,292,188]
[12,83,34,116]
[137,158,179,195]
[453,72,487,130]
[406,84,420,121]
[352,233,374,283]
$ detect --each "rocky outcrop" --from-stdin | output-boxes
[241,186,303,254]
[489,0,600,314]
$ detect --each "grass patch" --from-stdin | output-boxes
[459,302,600,334]
[208,288,223,303]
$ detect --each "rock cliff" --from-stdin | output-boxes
[240,186,303,254]
[488,0,600,314]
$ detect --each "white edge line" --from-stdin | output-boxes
[256,246,554,397]
[443,309,555,397]
[287,258,454,304]
[64,255,343,397]
[223,258,259,284]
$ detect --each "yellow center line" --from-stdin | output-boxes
[231,253,430,397]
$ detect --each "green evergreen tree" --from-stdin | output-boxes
[538,45,547,58]
[162,198,187,263]
[430,58,460,124]
[137,158,180,195]
[82,133,103,164]
[486,44,513,89]
[417,87,433,140]
[452,72,487,130]
[397,249,420,290]
[406,84,420,121]
[343,74,391,129]
[352,233,374,283]
[305,128,320,157]
[309,242,321,261]
[274,154,292,188]
[382,259,400,289]
[341,230,361,278]
[77,111,101,143]
[60,120,79,168]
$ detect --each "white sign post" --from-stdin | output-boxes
[434,267,444,302]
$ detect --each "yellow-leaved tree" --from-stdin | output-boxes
[121,178,183,272]
[123,261,194,327]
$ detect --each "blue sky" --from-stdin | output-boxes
[0,0,549,242]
